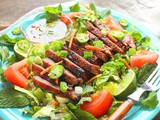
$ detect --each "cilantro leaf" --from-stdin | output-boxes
[69,2,80,12]
[44,5,62,22]
[67,103,97,120]
[82,85,94,95]
[97,9,111,18]
[140,91,159,109]
[89,3,97,13]
[57,4,63,11]
[77,97,92,105]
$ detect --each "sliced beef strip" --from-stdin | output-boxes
[93,19,110,31]
[94,20,136,51]
[87,31,113,57]
[65,41,101,65]
[86,31,99,41]
[42,58,83,85]
[121,34,136,50]
[86,21,124,54]
[33,76,79,100]
[46,50,90,80]
[72,38,108,62]
[32,63,54,83]
[63,46,100,75]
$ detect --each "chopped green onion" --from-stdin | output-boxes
[56,50,68,57]
[48,65,64,79]
[29,47,45,58]
[48,31,53,35]
[101,28,107,36]
[51,41,64,52]
[27,56,43,66]
[17,40,31,51]
[110,30,125,40]
[119,19,128,27]
[12,27,21,35]
[92,40,103,48]
[76,33,89,43]
[60,82,68,93]
[83,51,93,59]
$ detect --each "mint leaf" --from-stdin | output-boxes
[77,97,92,105]
[140,91,159,109]
[89,3,96,13]
[137,63,157,84]
[69,2,80,12]
[67,103,97,120]
[0,88,29,108]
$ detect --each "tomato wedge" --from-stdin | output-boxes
[80,90,113,118]
[60,12,81,25]
[130,50,159,68]
[106,15,124,31]
[4,60,30,88]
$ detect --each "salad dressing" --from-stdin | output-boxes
[26,19,67,43]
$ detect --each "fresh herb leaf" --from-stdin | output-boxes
[67,103,97,120]
[6,54,18,67]
[140,91,159,109]
[77,97,92,105]
[97,9,111,19]
[69,2,80,12]
[0,88,29,108]
[137,63,157,84]
[0,68,6,82]
[126,48,137,57]
[0,46,9,61]
[89,3,97,13]
[57,4,63,11]
[137,36,150,50]
[82,85,94,95]
[44,5,62,22]
[0,46,9,68]
[44,6,62,16]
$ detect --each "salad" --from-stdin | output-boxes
[0,2,159,120]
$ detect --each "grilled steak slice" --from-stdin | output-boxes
[42,58,83,85]
[87,31,99,41]
[63,46,100,75]
[32,63,53,83]
[33,76,79,100]
[72,38,108,62]
[87,31,113,57]
[65,41,101,65]
[86,21,124,54]
[93,19,110,31]
[121,34,136,50]
[46,50,89,80]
